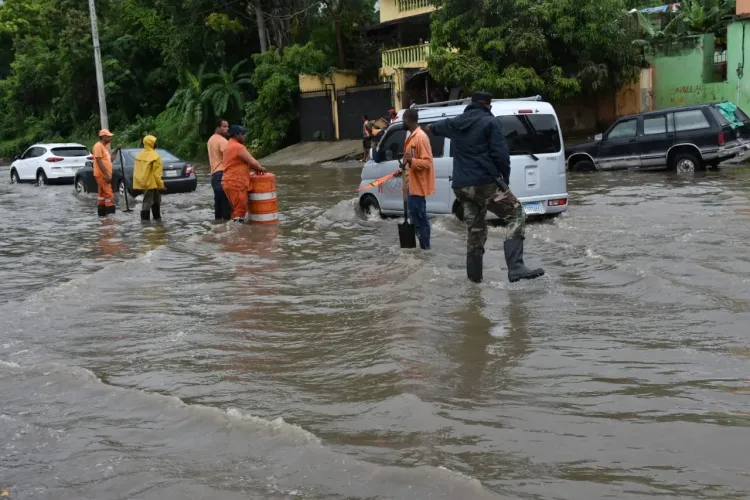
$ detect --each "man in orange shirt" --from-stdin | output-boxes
[222,125,267,223]
[92,129,117,217]
[401,109,435,250]
[208,119,230,221]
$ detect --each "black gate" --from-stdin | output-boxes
[299,88,335,142]
[336,83,393,140]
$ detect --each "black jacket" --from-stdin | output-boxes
[431,103,510,188]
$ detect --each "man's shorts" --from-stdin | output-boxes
[363,137,372,149]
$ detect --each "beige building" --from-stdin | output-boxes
[367,0,444,111]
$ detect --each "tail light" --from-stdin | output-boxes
[184,165,195,176]
[718,132,726,146]
[86,155,93,160]
[518,109,533,114]
[548,198,568,207]
[46,156,64,162]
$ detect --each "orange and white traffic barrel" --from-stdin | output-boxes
[248,173,279,225]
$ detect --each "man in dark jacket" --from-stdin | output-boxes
[429,92,545,284]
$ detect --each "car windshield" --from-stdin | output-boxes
[52,147,89,157]
[498,114,562,155]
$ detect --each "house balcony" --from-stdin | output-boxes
[379,0,435,23]
[381,44,430,71]
[397,0,433,12]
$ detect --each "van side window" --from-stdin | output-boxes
[498,114,561,154]
[643,115,667,135]
[379,127,407,158]
[421,123,444,158]
[674,109,711,132]
[607,120,637,140]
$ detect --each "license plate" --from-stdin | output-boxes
[523,202,544,215]
[164,170,179,178]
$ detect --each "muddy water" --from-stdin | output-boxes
[1,163,750,499]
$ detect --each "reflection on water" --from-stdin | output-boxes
[0,164,749,499]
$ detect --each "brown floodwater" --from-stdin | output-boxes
[1,162,749,499]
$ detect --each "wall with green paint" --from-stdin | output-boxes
[652,21,750,112]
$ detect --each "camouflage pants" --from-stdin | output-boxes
[453,182,525,256]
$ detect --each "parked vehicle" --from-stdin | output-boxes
[74,148,197,197]
[566,102,750,173]
[358,96,569,220]
[9,143,91,186]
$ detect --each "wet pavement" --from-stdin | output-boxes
[1,163,750,499]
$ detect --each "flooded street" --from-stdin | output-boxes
[1,163,750,499]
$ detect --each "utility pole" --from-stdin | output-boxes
[87,0,109,130]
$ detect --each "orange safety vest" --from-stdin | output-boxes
[222,139,250,191]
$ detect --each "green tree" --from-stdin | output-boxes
[428,0,644,100]
[202,60,253,121]
[167,64,209,136]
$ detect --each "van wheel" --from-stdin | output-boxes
[36,170,48,186]
[10,169,20,184]
[360,195,382,218]
[671,152,702,173]
[571,159,596,172]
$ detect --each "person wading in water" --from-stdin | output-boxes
[221,125,267,223]
[429,92,545,283]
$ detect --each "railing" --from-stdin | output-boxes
[397,0,432,11]
[381,44,430,69]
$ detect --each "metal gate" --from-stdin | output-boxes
[336,83,393,140]
[298,88,335,142]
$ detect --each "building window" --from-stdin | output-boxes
[705,45,728,83]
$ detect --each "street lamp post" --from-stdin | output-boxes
[87,0,109,131]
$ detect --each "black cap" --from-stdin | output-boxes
[229,125,248,137]
[471,92,492,105]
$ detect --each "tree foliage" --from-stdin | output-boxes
[0,0,376,158]
[632,0,736,44]
[428,0,644,100]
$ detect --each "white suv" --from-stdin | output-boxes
[9,143,92,186]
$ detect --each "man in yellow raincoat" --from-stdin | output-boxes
[133,135,165,221]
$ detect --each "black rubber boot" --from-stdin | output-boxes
[140,210,150,221]
[151,204,161,220]
[504,237,545,283]
[467,252,483,284]
[97,205,106,217]
[106,205,116,215]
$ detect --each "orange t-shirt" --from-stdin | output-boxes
[92,142,113,179]
[403,127,435,198]
[222,139,250,190]
[207,134,228,175]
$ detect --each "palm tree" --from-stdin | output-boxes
[167,63,208,136]
[202,60,253,120]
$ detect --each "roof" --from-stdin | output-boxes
[364,12,430,33]
[637,102,724,118]
[393,98,558,123]
[31,143,88,149]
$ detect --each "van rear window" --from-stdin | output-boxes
[498,114,561,155]
[51,147,90,157]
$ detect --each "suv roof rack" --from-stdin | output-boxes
[410,95,543,110]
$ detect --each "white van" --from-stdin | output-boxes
[358,96,569,220]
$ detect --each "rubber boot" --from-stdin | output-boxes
[151,204,161,221]
[467,252,483,284]
[504,237,545,283]
[140,210,150,221]
[97,205,106,217]
[107,205,116,215]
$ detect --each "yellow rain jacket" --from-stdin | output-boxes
[133,135,165,191]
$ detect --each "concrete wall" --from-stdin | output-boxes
[650,28,750,111]
[298,73,358,139]
[299,73,357,93]
[379,0,435,24]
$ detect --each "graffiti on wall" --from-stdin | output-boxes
[669,85,703,105]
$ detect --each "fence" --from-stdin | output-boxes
[381,44,430,69]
